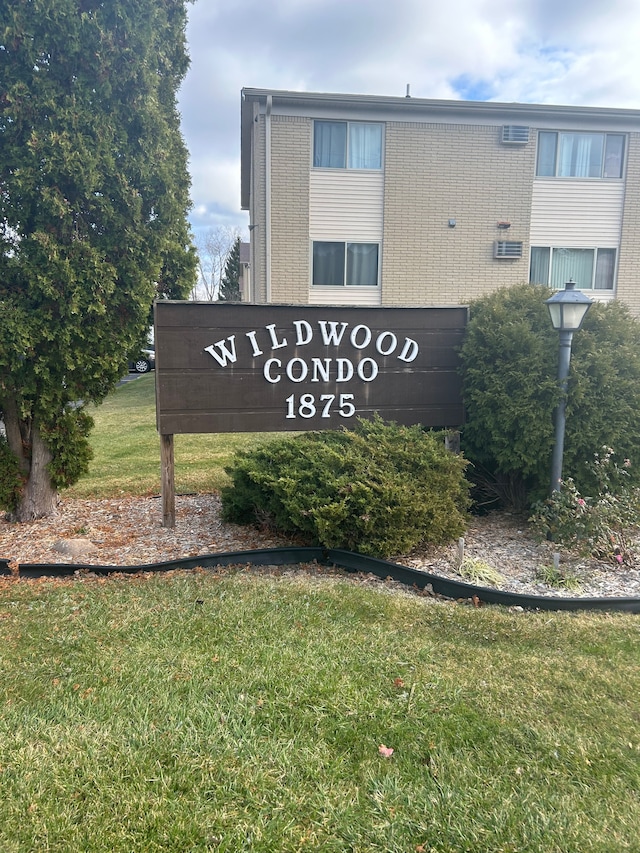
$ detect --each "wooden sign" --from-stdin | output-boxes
[154,302,466,435]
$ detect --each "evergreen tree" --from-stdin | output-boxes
[218,237,242,302]
[0,0,197,520]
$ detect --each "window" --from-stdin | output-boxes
[313,121,383,170]
[312,242,379,286]
[536,131,625,178]
[530,247,616,290]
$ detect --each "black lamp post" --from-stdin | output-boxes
[545,280,593,494]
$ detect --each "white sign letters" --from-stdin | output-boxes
[204,318,419,421]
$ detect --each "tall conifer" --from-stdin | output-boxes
[0,0,196,519]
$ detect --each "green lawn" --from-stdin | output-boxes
[66,374,281,498]
[1,570,638,852]
[8,373,638,851]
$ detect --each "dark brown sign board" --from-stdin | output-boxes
[154,302,466,435]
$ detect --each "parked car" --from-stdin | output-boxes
[129,348,155,374]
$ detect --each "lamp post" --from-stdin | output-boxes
[545,280,593,494]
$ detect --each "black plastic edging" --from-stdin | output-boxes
[0,547,326,579]
[325,549,640,613]
[1,547,639,613]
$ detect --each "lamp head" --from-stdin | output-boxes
[545,280,593,332]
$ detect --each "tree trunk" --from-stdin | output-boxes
[2,397,58,521]
[16,426,58,521]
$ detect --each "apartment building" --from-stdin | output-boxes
[240,88,640,315]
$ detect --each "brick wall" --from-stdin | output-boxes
[269,116,310,303]
[380,122,536,306]
[617,133,640,317]
[251,114,267,303]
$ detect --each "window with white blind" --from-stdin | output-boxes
[530,247,616,290]
[536,132,625,179]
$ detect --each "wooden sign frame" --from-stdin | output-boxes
[154,302,467,526]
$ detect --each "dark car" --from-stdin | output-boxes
[129,348,156,373]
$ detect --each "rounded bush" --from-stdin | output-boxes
[221,417,471,558]
[459,285,640,506]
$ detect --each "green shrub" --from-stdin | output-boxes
[459,285,640,506]
[221,417,471,558]
[41,408,94,490]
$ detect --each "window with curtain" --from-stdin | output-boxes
[312,242,345,286]
[312,242,379,286]
[313,122,347,169]
[559,134,603,178]
[551,248,594,288]
[346,243,378,285]
[348,123,382,169]
[530,247,550,283]
[529,247,616,290]
[313,121,383,170]
[536,131,625,178]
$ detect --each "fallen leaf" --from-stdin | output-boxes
[393,677,405,688]
[378,744,394,758]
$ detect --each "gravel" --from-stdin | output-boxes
[400,512,640,600]
[1,495,639,600]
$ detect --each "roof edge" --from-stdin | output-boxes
[241,87,640,120]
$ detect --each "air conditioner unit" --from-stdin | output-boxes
[502,125,529,144]
[494,241,523,259]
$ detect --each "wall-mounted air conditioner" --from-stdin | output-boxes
[501,126,529,144]
[494,241,523,259]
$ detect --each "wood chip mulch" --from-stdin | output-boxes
[1,494,639,599]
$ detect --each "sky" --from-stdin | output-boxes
[177,0,640,241]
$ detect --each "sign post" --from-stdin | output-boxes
[159,433,175,528]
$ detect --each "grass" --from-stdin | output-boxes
[8,374,639,850]
[65,375,282,498]
[535,563,584,591]
[1,571,639,852]
[458,557,505,588]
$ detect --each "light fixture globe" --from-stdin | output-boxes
[545,280,593,332]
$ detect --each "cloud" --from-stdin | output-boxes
[178,0,640,232]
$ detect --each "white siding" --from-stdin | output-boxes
[589,291,616,304]
[308,286,382,306]
[310,170,384,240]
[530,180,624,246]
